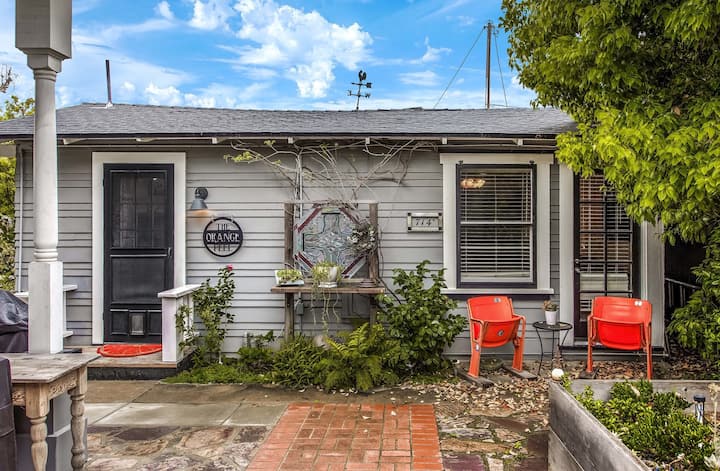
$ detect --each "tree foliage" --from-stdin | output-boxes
[0,95,34,289]
[502,0,720,359]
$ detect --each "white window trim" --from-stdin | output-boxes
[440,152,553,294]
[91,152,186,344]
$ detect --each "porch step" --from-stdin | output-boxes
[74,346,193,380]
[559,345,666,361]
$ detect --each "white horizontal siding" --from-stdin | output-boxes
[15,144,562,356]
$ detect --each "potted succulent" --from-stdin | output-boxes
[543,299,559,325]
[311,261,342,288]
[275,267,304,286]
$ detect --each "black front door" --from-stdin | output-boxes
[574,174,636,338]
[104,164,174,343]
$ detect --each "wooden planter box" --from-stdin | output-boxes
[548,380,714,471]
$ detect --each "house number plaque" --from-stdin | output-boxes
[203,217,243,257]
[407,212,443,232]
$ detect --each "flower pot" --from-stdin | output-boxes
[318,266,339,288]
[313,265,340,288]
[274,269,304,286]
[545,310,559,325]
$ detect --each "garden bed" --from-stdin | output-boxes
[549,380,716,471]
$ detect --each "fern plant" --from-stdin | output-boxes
[316,323,401,392]
[271,335,325,388]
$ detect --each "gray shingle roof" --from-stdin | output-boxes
[0,103,576,139]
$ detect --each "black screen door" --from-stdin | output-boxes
[104,164,174,343]
[574,174,636,338]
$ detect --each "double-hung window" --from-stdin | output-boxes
[440,153,552,293]
[457,165,534,285]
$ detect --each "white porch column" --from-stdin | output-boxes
[28,59,64,353]
[16,0,72,353]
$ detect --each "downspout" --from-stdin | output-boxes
[15,146,24,291]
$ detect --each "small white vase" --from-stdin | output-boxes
[545,310,559,325]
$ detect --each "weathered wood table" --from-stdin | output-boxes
[3,353,98,471]
[271,281,385,340]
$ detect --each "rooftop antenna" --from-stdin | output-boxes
[485,21,492,109]
[348,70,372,111]
[105,59,113,108]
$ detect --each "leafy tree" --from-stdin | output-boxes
[502,0,720,360]
[1,95,34,120]
[0,95,34,289]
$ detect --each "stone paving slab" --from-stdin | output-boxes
[224,403,287,426]
[134,383,250,404]
[87,425,268,470]
[86,403,127,425]
[86,380,156,403]
[247,402,443,471]
[95,403,240,427]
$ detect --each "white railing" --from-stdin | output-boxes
[15,283,78,338]
[158,284,201,363]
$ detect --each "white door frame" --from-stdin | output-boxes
[91,152,186,344]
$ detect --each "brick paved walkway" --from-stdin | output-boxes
[247,403,443,471]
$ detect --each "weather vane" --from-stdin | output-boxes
[348,70,372,111]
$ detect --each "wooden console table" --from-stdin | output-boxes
[3,353,98,471]
[271,282,385,339]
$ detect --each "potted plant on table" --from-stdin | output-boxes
[311,261,342,288]
[543,299,559,325]
[275,267,304,286]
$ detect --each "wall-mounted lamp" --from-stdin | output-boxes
[190,187,209,211]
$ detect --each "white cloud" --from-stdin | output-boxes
[232,0,372,98]
[189,0,236,30]
[121,81,136,92]
[145,83,184,106]
[419,37,451,63]
[398,70,440,86]
[145,81,269,108]
[453,15,476,27]
[421,0,472,20]
[155,1,175,21]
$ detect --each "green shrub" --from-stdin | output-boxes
[316,323,401,392]
[236,331,275,374]
[177,266,235,367]
[377,260,465,373]
[271,335,325,388]
[667,226,720,369]
[576,381,713,469]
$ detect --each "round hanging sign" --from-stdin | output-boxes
[203,217,243,257]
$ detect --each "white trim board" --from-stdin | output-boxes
[439,152,553,292]
[91,152,186,344]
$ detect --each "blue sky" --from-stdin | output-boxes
[0,0,534,110]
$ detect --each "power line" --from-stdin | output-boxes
[432,26,484,109]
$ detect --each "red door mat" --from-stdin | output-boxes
[97,344,162,357]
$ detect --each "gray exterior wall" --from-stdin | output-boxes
[15,144,561,356]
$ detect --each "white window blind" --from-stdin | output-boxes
[458,166,534,284]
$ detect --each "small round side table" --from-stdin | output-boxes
[532,321,572,374]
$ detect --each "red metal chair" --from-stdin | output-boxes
[467,296,526,378]
[586,296,653,379]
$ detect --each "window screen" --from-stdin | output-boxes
[457,165,535,285]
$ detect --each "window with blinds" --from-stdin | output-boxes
[457,165,535,285]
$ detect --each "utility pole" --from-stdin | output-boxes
[485,21,492,109]
[348,70,372,111]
